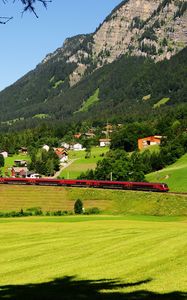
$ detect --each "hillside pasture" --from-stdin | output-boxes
[60,146,109,179]
[146,153,187,192]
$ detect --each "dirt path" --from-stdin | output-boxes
[53,159,77,178]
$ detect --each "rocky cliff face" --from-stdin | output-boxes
[41,0,187,86]
[93,0,187,63]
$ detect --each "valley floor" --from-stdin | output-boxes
[0,216,187,299]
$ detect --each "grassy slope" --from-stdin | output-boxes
[0,217,187,298]
[78,88,99,112]
[146,153,187,192]
[0,185,187,216]
[60,146,109,179]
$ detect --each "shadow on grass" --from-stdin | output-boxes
[0,276,186,300]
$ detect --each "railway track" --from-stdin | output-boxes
[167,192,187,196]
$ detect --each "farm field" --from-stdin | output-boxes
[0,185,187,216]
[146,153,187,192]
[0,216,187,299]
[59,146,109,179]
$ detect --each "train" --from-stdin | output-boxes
[0,177,169,192]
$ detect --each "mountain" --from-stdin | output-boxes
[0,0,186,128]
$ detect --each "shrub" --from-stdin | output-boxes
[85,207,101,215]
[74,199,83,214]
[26,207,43,216]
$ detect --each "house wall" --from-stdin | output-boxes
[138,136,161,150]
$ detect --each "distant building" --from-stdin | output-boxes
[54,148,67,156]
[18,147,28,155]
[84,132,95,138]
[138,136,162,150]
[71,143,83,151]
[54,148,68,164]
[11,167,28,178]
[42,145,50,152]
[99,139,111,147]
[60,142,70,149]
[0,151,8,158]
[74,133,82,139]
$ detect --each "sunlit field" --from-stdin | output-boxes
[0,216,187,299]
[147,153,187,192]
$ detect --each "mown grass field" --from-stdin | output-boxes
[146,153,187,192]
[0,185,187,216]
[60,146,109,179]
[0,216,187,299]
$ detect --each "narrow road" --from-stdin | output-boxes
[53,159,77,178]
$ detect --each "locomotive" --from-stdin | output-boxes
[0,177,169,192]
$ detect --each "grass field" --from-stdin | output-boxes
[146,153,187,192]
[0,216,187,299]
[60,146,109,179]
[0,185,187,216]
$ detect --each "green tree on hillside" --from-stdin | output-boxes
[0,154,4,168]
[74,199,83,214]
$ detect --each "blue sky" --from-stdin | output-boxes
[0,0,121,91]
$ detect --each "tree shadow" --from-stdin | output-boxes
[0,276,186,300]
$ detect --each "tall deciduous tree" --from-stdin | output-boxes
[1,0,52,23]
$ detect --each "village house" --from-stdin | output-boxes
[0,151,8,158]
[70,143,83,151]
[60,142,70,149]
[138,136,162,150]
[18,147,28,155]
[99,138,111,147]
[84,132,95,138]
[54,148,68,164]
[74,133,82,139]
[42,144,50,152]
[11,166,29,177]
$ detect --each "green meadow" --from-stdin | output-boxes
[146,153,187,192]
[60,146,109,179]
[0,185,187,216]
[77,88,100,113]
[0,216,187,299]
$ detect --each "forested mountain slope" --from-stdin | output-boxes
[0,0,186,128]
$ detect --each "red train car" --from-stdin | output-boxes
[0,177,169,192]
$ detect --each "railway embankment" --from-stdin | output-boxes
[0,185,187,217]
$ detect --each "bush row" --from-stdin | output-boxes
[0,206,101,218]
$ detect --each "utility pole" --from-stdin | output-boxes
[110,172,113,181]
